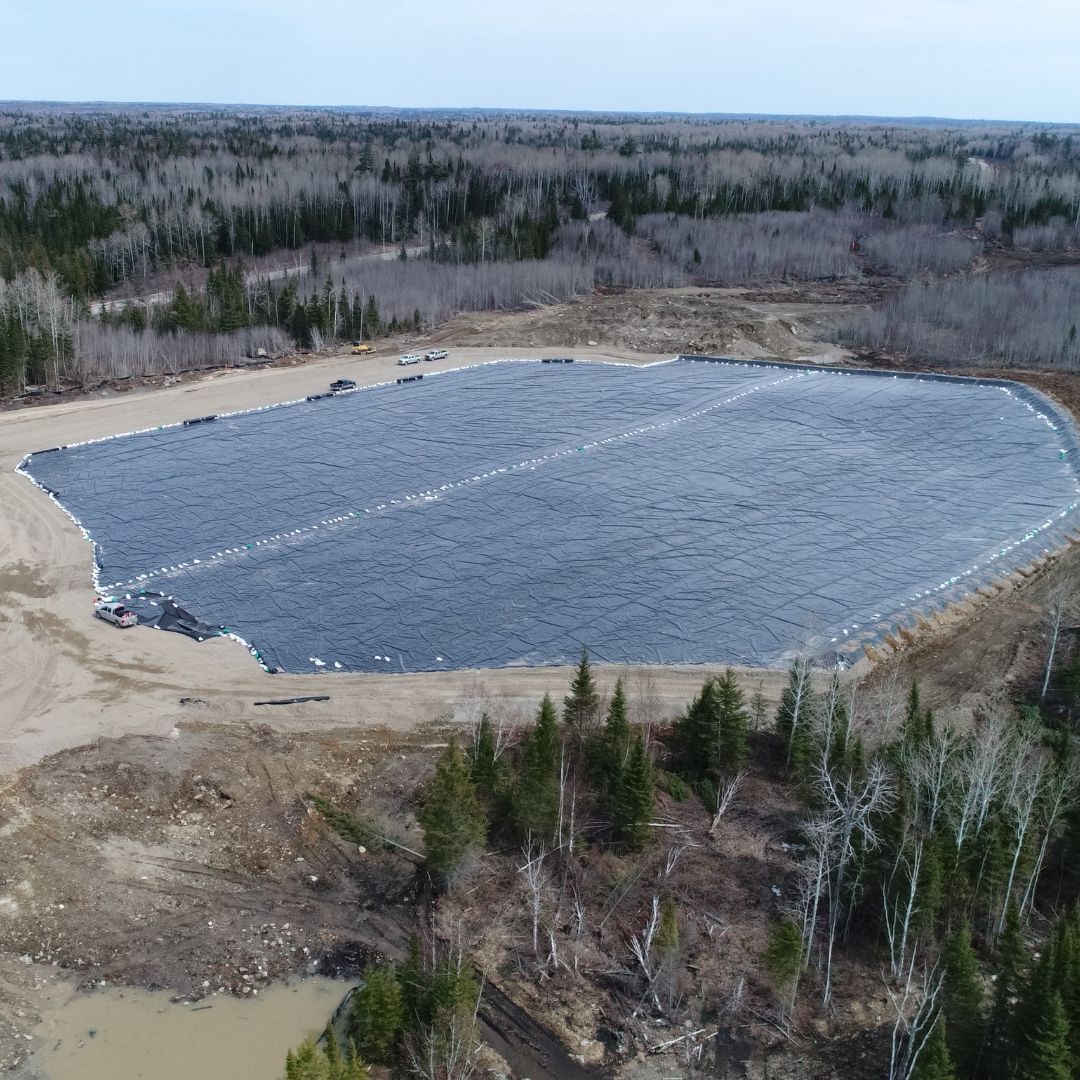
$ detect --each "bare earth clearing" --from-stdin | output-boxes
[1,285,1076,1074]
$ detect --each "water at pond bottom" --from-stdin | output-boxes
[31,977,350,1080]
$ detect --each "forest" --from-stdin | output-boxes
[1,106,1079,391]
[283,629,1080,1079]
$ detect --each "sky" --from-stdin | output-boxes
[4,0,1079,123]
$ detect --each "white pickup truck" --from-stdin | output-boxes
[397,354,421,366]
[94,600,138,628]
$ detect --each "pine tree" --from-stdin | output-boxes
[913,838,944,940]
[612,731,654,851]
[429,955,479,1019]
[764,917,803,1009]
[922,707,936,744]
[903,681,932,746]
[986,903,1027,1075]
[322,1024,341,1071]
[418,740,486,886]
[671,678,720,780]
[672,672,749,782]
[284,1027,373,1080]
[594,676,630,800]
[363,294,379,338]
[349,963,404,1064]
[413,953,482,1078]
[714,668,749,774]
[513,694,561,841]
[750,680,768,732]
[399,935,428,1027]
[469,712,503,792]
[1052,911,1080,1073]
[912,1017,957,1080]
[563,646,600,738]
[1019,990,1072,1080]
[941,924,984,1080]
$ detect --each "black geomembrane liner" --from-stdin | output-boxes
[20,358,1080,674]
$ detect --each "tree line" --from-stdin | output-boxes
[3,108,1076,296]
[2,107,1079,392]
[841,267,1080,371]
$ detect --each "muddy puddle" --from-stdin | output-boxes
[29,977,350,1080]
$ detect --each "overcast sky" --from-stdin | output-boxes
[5,0,1078,123]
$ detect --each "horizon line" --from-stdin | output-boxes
[1,99,1077,128]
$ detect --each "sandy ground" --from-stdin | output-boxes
[0,344,798,774]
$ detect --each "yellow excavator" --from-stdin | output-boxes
[350,341,375,355]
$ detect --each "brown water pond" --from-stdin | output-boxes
[30,977,349,1080]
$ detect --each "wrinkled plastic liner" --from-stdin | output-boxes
[18,358,1080,673]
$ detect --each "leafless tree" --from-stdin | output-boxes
[628,894,663,1013]
[905,723,958,836]
[517,836,548,961]
[813,756,895,1003]
[1018,761,1075,920]
[995,724,1045,935]
[710,769,747,833]
[1041,589,1075,701]
[885,955,944,1080]
[882,834,925,981]
[944,711,1008,856]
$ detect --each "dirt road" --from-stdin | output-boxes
[89,243,428,315]
[0,344,793,774]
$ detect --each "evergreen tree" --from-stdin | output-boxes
[986,903,1027,1075]
[671,671,748,781]
[348,963,404,1064]
[612,731,654,851]
[414,956,481,1079]
[513,694,561,840]
[714,668,749,774]
[363,294,379,338]
[563,646,600,738]
[1019,991,1072,1080]
[912,1017,957,1080]
[428,955,479,1019]
[418,740,486,885]
[469,712,503,793]
[399,935,428,1027]
[322,1025,341,1070]
[283,1032,371,1079]
[672,677,721,780]
[922,707,936,744]
[903,682,934,746]
[941,924,984,1080]
[1051,911,1080,1073]
[593,676,630,798]
[764,917,803,1009]
[913,838,944,941]
[750,679,768,732]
